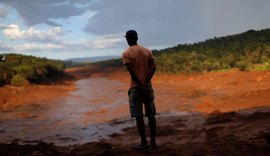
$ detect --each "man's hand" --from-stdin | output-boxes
[145,58,156,84]
[125,62,141,85]
[124,58,155,88]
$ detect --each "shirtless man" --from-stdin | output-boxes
[122,30,157,150]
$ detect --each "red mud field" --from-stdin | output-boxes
[0,66,270,156]
[0,75,75,111]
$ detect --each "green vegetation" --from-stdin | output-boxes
[0,54,64,86]
[62,61,90,68]
[93,29,270,73]
[92,58,122,67]
[11,74,29,86]
[154,29,270,73]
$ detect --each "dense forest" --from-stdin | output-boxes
[154,29,270,73]
[0,54,64,86]
[96,29,270,73]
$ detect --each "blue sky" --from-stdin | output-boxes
[0,0,270,60]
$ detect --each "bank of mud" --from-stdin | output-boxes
[1,67,270,155]
[1,107,270,156]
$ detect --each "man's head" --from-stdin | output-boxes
[125,30,138,46]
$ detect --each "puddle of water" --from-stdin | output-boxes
[0,77,190,146]
[0,78,131,146]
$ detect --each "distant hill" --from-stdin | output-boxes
[67,55,120,63]
[96,29,270,73]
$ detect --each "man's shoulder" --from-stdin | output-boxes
[122,47,131,57]
[123,46,135,53]
[137,45,151,51]
[139,45,153,56]
[122,45,152,56]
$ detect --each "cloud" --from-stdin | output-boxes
[0,0,89,26]
[84,0,210,46]
[83,34,125,49]
[0,42,10,52]
[200,0,270,36]
[0,42,65,53]
[1,0,270,59]
[1,0,270,48]
[13,43,64,52]
[61,33,125,50]
[84,0,270,46]
[0,31,125,53]
[2,24,63,43]
[0,6,9,18]
[0,21,124,53]
[0,42,66,53]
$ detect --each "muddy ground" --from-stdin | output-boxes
[1,107,270,156]
[0,66,270,155]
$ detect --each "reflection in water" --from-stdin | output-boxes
[0,78,131,146]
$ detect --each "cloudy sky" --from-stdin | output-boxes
[0,0,270,60]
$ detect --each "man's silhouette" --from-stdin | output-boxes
[122,30,157,150]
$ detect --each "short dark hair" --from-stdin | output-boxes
[125,30,138,40]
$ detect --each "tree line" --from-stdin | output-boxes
[0,54,64,86]
[95,29,270,73]
[154,29,270,73]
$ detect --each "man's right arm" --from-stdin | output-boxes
[125,62,142,86]
[145,58,156,84]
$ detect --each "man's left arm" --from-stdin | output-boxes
[122,52,143,86]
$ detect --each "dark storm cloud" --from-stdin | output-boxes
[84,0,206,46]
[84,0,270,46]
[0,0,89,26]
[1,0,270,49]
[201,0,270,36]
